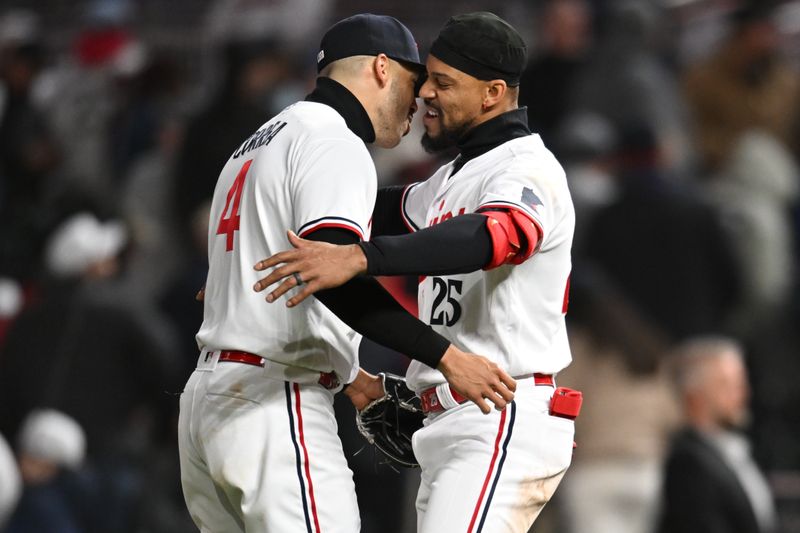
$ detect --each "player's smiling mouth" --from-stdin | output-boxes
[423,106,440,127]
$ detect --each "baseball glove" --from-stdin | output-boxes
[355,373,425,468]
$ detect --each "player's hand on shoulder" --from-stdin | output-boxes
[253,230,367,307]
[437,346,516,414]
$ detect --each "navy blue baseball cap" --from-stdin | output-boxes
[316,14,425,74]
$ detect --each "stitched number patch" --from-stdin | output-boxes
[430,278,463,327]
[216,159,253,251]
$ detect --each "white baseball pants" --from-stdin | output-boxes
[414,378,574,533]
[178,354,359,533]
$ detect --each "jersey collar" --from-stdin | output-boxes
[305,77,376,144]
[452,108,531,175]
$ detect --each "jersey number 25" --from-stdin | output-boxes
[430,278,462,326]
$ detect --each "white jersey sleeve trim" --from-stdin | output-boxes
[400,182,422,232]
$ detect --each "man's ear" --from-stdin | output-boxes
[372,53,391,88]
[482,79,508,109]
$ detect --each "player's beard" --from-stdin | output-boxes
[421,116,472,153]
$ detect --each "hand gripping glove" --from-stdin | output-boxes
[355,372,425,468]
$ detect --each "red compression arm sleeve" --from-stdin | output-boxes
[482,209,542,270]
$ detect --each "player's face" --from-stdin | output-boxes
[418,55,486,153]
[374,61,420,148]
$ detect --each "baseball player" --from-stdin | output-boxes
[178,14,515,533]
[254,12,577,532]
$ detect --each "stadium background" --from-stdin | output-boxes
[0,0,799,531]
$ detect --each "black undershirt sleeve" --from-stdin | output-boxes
[371,185,411,237]
[303,227,450,369]
[359,213,493,276]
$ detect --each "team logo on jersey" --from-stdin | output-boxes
[521,187,543,211]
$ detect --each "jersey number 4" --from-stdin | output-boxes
[216,159,253,251]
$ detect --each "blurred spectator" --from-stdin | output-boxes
[683,2,800,173]
[205,0,332,58]
[108,52,185,181]
[568,0,694,177]
[33,0,144,202]
[173,39,294,237]
[5,409,90,533]
[519,0,593,148]
[582,123,740,342]
[554,111,618,249]
[0,211,180,532]
[705,131,798,336]
[0,277,23,345]
[118,115,185,304]
[559,270,680,533]
[659,336,778,533]
[0,9,60,281]
[0,431,20,528]
[668,0,733,68]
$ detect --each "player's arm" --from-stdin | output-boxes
[254,208,538,305]
[362,207,540,275]
[297,226,515,414]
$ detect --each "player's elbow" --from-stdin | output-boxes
[481,209,541,270]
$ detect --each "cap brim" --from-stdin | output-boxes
[391,58,427,96]
[395,58,426,73]
[413,72,427,96]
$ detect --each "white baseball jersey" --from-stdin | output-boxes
[400,131,577,533]
[401,133,574,391]
[181,99,375,532]
[196,101,375,385]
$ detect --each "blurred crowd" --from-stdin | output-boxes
[0,0,799,532]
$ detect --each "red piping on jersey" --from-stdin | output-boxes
[293,383,322,533]
[299,223,363,240]
[467,408,508,533]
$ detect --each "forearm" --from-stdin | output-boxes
[315,277,449,368]
[360,213,493,276]
[305,228,449,368]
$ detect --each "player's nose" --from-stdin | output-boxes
[418,76,435,100]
